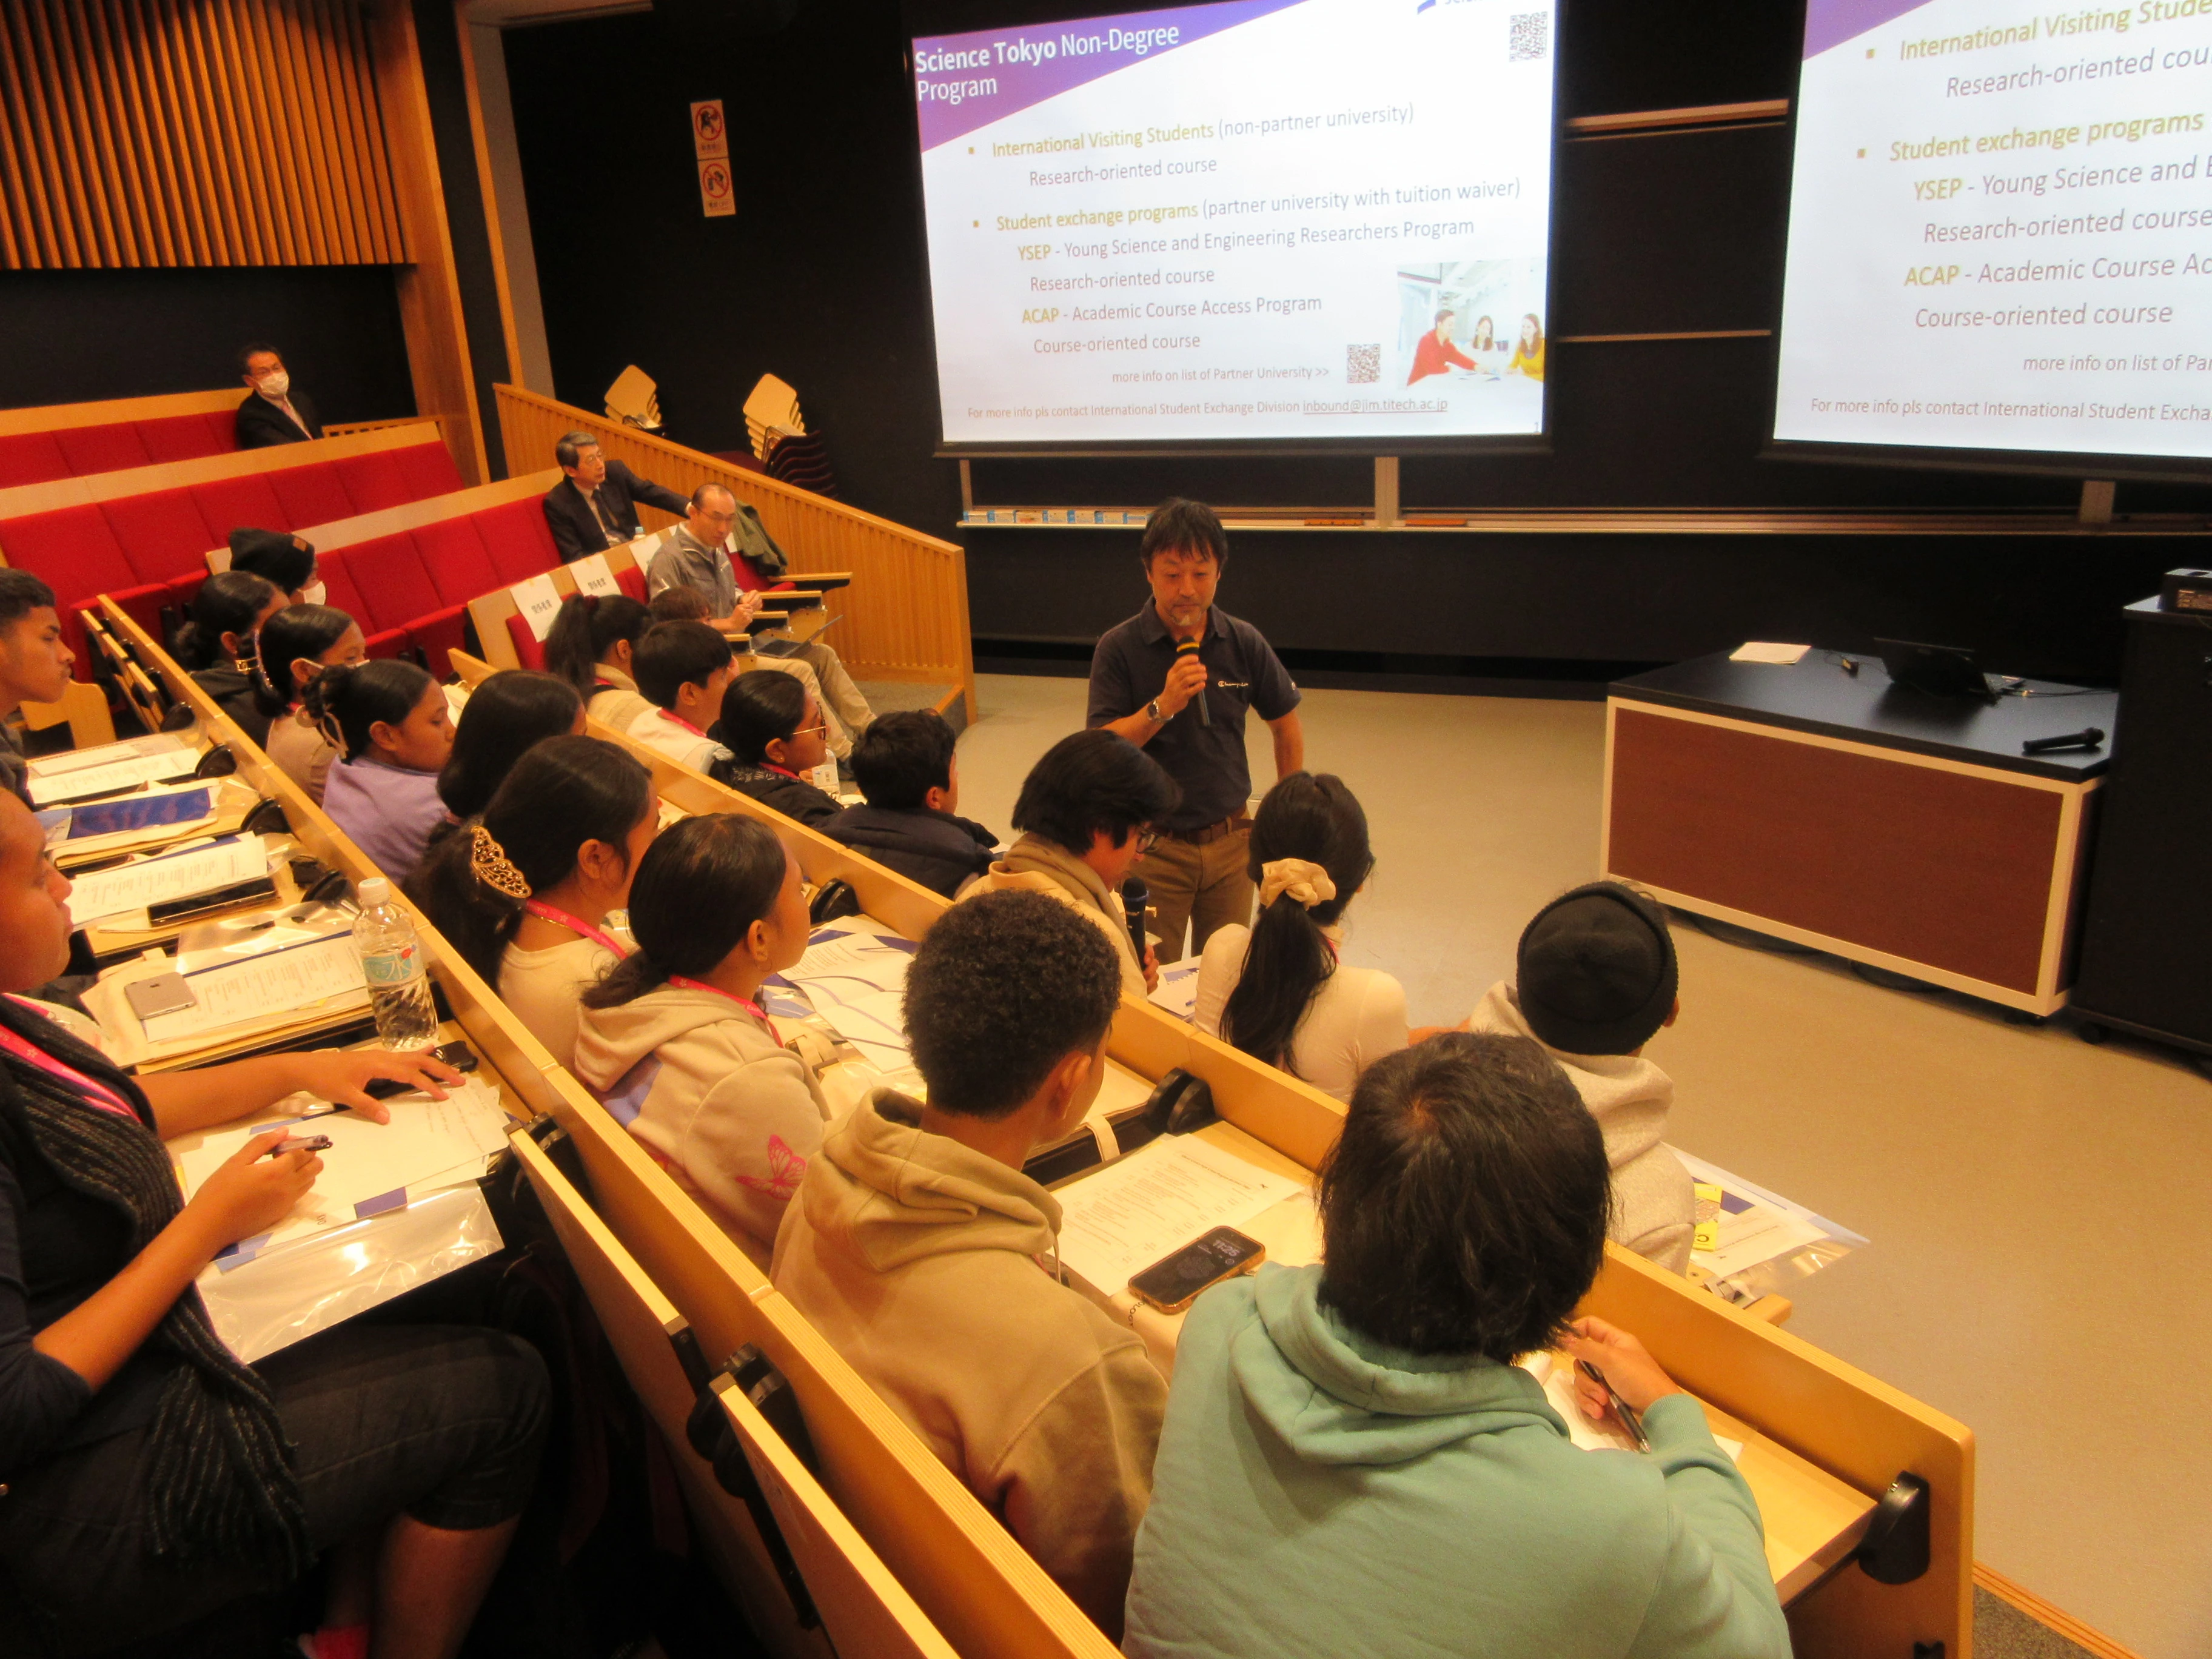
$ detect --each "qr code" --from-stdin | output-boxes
[1509,11,1549,59]
[1347,343,1379,384]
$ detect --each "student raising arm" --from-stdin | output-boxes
[571,814,828,1267]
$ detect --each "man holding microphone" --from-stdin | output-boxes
[1088,498,1304,963]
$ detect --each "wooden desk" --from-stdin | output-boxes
[1606,651,2113,1015]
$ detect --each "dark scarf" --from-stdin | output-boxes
[0,1000,310,1575]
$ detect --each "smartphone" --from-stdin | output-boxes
[1128,1226,1265,1314]
[360,1040,479,1099]
[125,971,198,1021]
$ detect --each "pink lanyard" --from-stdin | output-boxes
[759,762,803,781]
[658,711,706,737]
[522,900,628,959]
[0,1000,139,1123]
[668,974,771,1027]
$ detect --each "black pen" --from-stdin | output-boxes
[1575,1357,1651,1452]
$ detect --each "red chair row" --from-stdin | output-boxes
[0,441,463,672]
[320,497,561,676]
[501,561,648,671]
[0,409,240,487]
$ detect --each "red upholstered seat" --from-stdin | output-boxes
[343,533,441,635]
[309,551,372,629]
[363,625,412,661]
[472,498,559,583]
[407,606,470,677]
[267,462,355,528]
[392,442,463,499]
[101,490,218,583]
[616,564,647,602]
[334,451,408,515]
[191,474,290,538]
[0,432,72,487]
[0,504,145,672]
[53,423,153,476]
[503,611,548,672]
[135,414,232,463]
[412,516,500,606]
[100,582,171,645]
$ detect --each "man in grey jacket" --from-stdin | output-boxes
[648,484,874,758]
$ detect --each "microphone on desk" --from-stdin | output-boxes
[1176,637,1210,725]
[1121,876,1151,965]
[2021,726,2105,755]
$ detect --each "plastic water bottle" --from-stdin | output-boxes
[352,877,438,1051]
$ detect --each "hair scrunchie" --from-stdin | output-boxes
[470,823,532,900]
[1259,858,1336,910]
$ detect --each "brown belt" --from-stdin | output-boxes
[1161,814,1250,846]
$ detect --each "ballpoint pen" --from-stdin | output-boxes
[1574,1356,1651,1452]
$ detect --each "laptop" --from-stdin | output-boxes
[1873,638,2000,699]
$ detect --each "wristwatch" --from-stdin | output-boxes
[1146,698,1164,723]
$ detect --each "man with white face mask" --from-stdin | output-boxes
[233,343,323,447]
[227,528,327,607]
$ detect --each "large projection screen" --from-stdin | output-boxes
[1772,0,2212,476]
[913,0,1558,454]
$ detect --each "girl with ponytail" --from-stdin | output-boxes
[170,572,283,743]
[406,735,654,1069]
[309,658,454,884]
[572,813,826,1264]
[252,604,365,803]
[543,592,654,734]
[1195,772,1410,1102]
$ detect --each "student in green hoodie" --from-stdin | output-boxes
[1124,1031,1790,1659]
[771,891,1167,1641]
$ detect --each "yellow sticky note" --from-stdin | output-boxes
[1695,1219,1720,1252]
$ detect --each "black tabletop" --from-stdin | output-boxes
[1611,649,2117,781]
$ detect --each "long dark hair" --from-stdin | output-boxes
[406,735,652,989]
[1219,773,1375,1075]
[437,669,582,821]
[173,571,279,671]
[303,657,432,762]
[252,603,355,718]
[544,592,651,699]
[582,813,786,1009]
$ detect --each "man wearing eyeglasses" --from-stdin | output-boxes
[542,430,688,561]
[649,483,876,762]
[1088,497,1303,963]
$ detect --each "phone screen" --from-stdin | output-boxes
[1129,1227,1263,1308]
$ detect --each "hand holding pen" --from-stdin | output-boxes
[1559,1316,1686,1452]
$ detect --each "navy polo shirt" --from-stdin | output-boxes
[1087,603,1299,831]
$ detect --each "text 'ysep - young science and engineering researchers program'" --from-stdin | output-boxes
[1775,0,2212,461]
[913,0,1557,447]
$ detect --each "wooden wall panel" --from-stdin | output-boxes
[0,0,406,269]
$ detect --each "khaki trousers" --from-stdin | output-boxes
[753,638,876,758]
[1134,826,1253,964]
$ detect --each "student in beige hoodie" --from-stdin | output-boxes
[772,891,1166,1640]
[1469,880,1697,1272]
[957,727,1179,1000]
[573,812,829,1267]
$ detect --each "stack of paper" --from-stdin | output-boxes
[1148,961,1201,1022]
[27,738,198,806]
[1673,1150,1866,1298]
[774,922,919,1070]
[67,835,269,927]
[1053,1134,1302,1296]
[52,779,238,863]
[142,933,368,1045]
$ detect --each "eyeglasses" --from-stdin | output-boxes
[793,720,826,738]
[1135,828,1161,855]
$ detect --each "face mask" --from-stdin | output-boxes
[258,371,290,398]
[300,580,326,607]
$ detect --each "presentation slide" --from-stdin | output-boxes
[1774,0,2212,463]
[913,0,1556,448]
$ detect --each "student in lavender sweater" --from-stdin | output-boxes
[310,659,455,885]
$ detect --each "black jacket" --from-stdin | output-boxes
[711,760,842,828]
[189,666,272,746]
[822,804,997,899]
[233,390,322,449]
[541,461,689,563]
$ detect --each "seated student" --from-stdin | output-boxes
[0,787,545,1658]
[773,892,1164,1639]
[710,672,839,828]
[625,620,737,774]
[646,585,710,625]
[409,736,654,1071]
[821,709,995,898]
[1468,882,1697,1272]
[544,592,654,736]
[572,813,827,1267]
[311,659,455,884]
[253,605,366,804]
[171,571,286,743]
[960,728,1177,999]
[650,581,850,762]
[227,528,324,607]
[1122,1033,1789,1659]
[1194,773,1407,1104]
[0,572,76,808]
[435,669,585,827]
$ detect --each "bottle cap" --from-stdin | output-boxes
[357,876,391,908]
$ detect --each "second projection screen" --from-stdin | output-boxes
[914,0,1557,448]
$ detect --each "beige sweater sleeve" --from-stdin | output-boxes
[987,1339,1167,1643]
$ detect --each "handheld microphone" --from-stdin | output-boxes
[2021,726,2105,755]
[1121,876,1151,964]
[1175,637,1210,725]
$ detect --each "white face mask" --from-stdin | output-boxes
[257,370,290,399]
[300,580,327,607]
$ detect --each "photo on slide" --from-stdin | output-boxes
[1396,258,1546,394]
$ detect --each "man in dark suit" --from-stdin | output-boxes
[233,343,323,447]
[541,429,688,563]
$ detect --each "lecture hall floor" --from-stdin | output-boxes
[954,671,2209,1659]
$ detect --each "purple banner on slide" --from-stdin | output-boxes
[913,0,1308,151]
[1803,0,1936,57]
